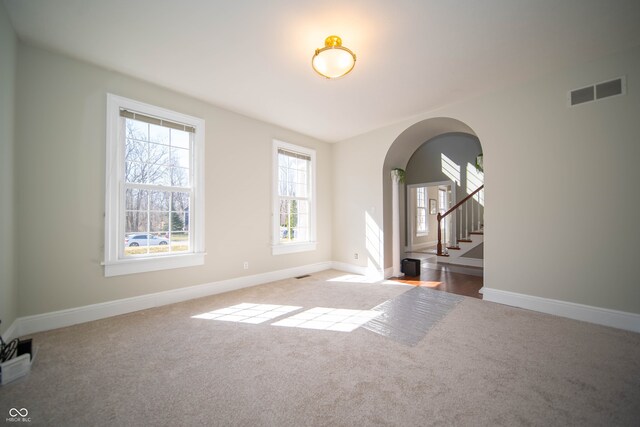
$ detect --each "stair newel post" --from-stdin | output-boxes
[437,212,443,256]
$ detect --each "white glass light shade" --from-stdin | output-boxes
[312,36,356,79]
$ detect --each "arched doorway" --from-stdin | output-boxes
[382,118,485,297]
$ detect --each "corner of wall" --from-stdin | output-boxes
[0,1,19,338]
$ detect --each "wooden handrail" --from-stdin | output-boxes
[437,185,484,256]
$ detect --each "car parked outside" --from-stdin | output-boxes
[125,234,169,247]
[280,228,296,239]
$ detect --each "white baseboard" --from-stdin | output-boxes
[405,240,437,252]
[384,267,394,279]
[438,257,483,268]
[330,261,385,280]
[1,319,18,342]
[11,261,333,339]
[18,263,637,338]
[482,287,640,333]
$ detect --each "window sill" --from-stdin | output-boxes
[272,242,317,255]
[104,252,206,277]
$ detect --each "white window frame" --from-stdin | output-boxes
[272,140,317,255]
[415,186,428,236]
[104,94,205,276]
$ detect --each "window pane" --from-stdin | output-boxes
[125,161,144,184]
[172,192,189,232]
[125,212,148,233]
[146,164,170,185]
[416,187,425,207]
[149,124,170,144]
[299,157,308,172]
[171,232,189,253]
[417,207,426,233]
[170,212,186,232]
[149,191,170,211]
[124,232,149,257]
[172,192,189,211]
[125,188,148,211]
[279,200,291,241]
[279,200,289,226]
[171,129,190,149]
[278,199,309,242]
[171,147,190,168]
[149,143,170,165]
[126,139,148,163]
[296,227,309,241]
[149,212,169,233]
[276,150,312,244]
[297,200,308,215]
[169,167,189,187]
[126,119,148,141]
[297,207,309,226]
[295,171,305,197]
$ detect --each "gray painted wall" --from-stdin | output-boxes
[0,3,18,336]
[406,133,482,187]
[405,133,482,247]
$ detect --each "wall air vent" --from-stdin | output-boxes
[570,86,594,105]
[568,76,626,107]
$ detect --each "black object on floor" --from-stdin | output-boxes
[401,258,421,277]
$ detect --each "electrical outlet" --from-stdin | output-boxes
[354,253,359,260]
[243,261,249,270]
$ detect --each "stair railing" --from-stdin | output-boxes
[437,185,484,256]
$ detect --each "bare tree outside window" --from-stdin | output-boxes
[123,118,191,256]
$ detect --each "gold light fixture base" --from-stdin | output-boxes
[311,35,356,79]
[324,35,343,48]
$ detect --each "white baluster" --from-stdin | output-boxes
[471,196,474,232]
[465,200,468,238]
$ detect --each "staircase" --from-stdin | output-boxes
[437,185,484,268]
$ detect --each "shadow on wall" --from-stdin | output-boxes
[365,211,383,272]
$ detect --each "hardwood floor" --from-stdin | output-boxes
[393,267,483,299]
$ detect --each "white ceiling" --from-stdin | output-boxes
[5,0,640,142]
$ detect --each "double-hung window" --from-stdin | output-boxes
[104,94,205,276]
[272,140,316,255]
[416,186,427,235]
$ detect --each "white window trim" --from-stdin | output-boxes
[415,186,428,237]
[104,93,206,277]
[272,140,317,255]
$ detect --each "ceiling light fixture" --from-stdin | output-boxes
[311,35,356,79]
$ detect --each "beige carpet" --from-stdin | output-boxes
[1,269,639,426]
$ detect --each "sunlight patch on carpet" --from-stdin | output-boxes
[192,303,302,324]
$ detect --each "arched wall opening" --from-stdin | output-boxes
[382,117,483,273]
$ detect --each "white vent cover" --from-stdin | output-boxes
[568,76,626,106]
[0,354,31,385]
